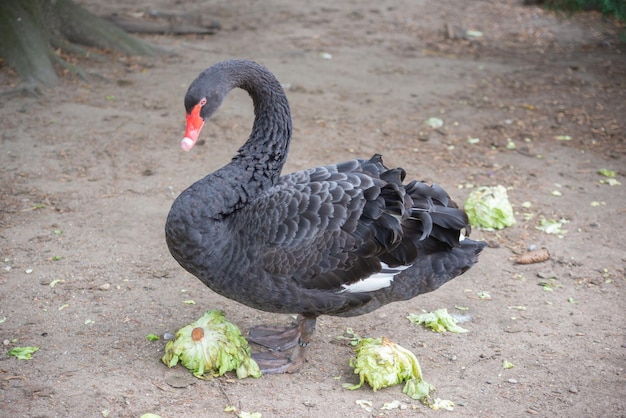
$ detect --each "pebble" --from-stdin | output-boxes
[99,283,111,291]
[163,332,175,340]
[569,386,578,393]
[507,378,518,384]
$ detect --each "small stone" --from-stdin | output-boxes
[569,386,578,394]
[507,378,518,384]
[99,283,111,291]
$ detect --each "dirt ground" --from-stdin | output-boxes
[1,0,625,417]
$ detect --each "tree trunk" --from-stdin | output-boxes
[0,0,157,87]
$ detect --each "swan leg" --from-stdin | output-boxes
[249,315,317,374]
[248,324,300,352]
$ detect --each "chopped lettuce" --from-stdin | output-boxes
[7,346,39,360]
[598,168,615,177]
[430,398,455,411]
[464,185,515,230]
[600,178,621,186]
[536,217,568,235]
[161,310,261,379]
[407,308,468,333]
[344,336,434,401]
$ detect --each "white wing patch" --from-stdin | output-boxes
[339,263,411,293]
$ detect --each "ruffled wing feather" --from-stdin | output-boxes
[235,155,468,295]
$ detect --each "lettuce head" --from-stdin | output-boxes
[344,336,433,401]
[464,185,515,230]
[161,310,261,379]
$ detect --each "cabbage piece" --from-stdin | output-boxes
[344,337,433,401]
[464,185,515,230]
[161,310,261,379]
[407,308,469,333]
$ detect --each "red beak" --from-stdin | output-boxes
[181,102,205,152]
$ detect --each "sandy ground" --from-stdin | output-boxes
[1,0,625,417]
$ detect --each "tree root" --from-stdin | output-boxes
[49,35,106,63]
[48,46,90,83]
[0,0,158,88]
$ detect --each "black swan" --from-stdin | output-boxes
[165,60,486,374]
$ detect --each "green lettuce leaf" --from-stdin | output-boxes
[464,185,515,230]
[344,336,434,401]
[407,308,468,333]
[161,310,261,379]
[7,346,39,360]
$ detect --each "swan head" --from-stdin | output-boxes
[181,66,231,152]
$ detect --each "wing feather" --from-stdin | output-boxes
[232,154,468,294]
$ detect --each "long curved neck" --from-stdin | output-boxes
[230,62,292,188]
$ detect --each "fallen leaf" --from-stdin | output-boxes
[516,248,550,264]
